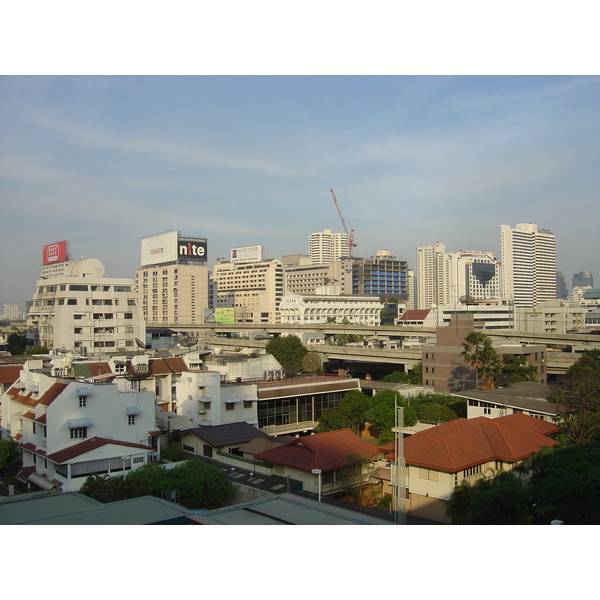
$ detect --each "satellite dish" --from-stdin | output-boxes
[124,362,153,390]
[282,361,301,377]
[178,335,198,349]
[135,338,146,349]
[302,353,321,373]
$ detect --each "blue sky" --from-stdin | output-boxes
[1,75,599,306]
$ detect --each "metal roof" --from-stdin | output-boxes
[0,492,191,525]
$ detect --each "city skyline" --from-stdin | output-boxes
[1,76,599,307]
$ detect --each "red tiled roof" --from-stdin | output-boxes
[398,309,431,322]
[150,358,190,375]
[0,365,23,385]
[382,415,560,473]
[46,437,153,464]
[86,362,113,377]
[21,411,36,421]
[255,429,382,473]
[6,382,68,408]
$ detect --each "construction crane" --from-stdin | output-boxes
[329,188,357,257]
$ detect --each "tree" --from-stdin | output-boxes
[461,332,502,390]
[528,442,600,524]
[7,331,27,355]
[549,350,600,444]
[337,390,373,432]
[314,408,353,433]
[416,403,458,423]
[446,479,475,525]
[265,335,308,370]
[498,354,538,385]
[336,453,380,506]
[0,438,22,482]
[381,370,411,384]
[366,390,417,444]
[408,363,422,385]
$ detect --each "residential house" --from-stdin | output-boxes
[254,429,384,497]
[378,413,560,523]
[1,361,156,492]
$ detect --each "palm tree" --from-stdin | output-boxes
[461,331,501,390]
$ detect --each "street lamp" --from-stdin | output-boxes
[311,468,322,502]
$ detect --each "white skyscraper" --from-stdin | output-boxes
[500,223,556,307]
[416,243,502,309]
[308,229,349,263]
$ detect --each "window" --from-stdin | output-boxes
[463,464,482,478]
[226,403,235,411]
[133,456,144,464]
[67,299,77,305]
[128,414,136,425]
[243,400,253,409]
[203,444,213,458]
[70,427,88,439]
[79,397,87,408]
[124,313,133,319]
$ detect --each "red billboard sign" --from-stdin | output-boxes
[42,241,68,265]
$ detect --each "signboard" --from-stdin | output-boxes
[215,307,235,324]
[141,231,207,266]
[231,245,264,264]
[42,241,68,265]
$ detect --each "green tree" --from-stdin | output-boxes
[408,363,422,385]
[528,442,600,524]
[446,479,475,525]
[381,370,411,384]
[163,444,186,462]
[469,471,532,525]
[498,354,538,384]
[549,350,600,444]
[0,438,22,482]
[7,331,27,355]
[416,403,458,423]
[337,390,373,432]
[366,390,417,444]
[314,408,353,433]
[461,331,502,390]
[265,335,308,370]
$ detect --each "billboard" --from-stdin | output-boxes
[231,245,264,264]
[42,241,68,265]
[215,307,235,324]
[141,231,207,266]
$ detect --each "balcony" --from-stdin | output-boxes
[260,420,318,436]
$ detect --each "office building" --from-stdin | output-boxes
[283,259,354,296]
[500,223,556,307]
[573,271,594,289]
[26,257,145,356]
[351,251,408,299]
[556,271,568,299]
[135,231,209,326]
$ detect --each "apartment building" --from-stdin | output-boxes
[501,223,557,307]
[283,259,354,296]
[352,251,408,299]
[416,243,502,309]
[26,258,145,356]
[308,229,349,263]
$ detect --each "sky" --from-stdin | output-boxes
[1,74,598,308]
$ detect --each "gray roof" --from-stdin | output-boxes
[451,381,558,415]
[188,493,393,525]
[185,421,272,448]
[0,492,191,525]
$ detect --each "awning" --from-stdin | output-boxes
[126,406,141,416]
[27,386,39,393]
[198,420,212,427]
[67,417,92,428]
[28,473,56,490]
[224,398,240,403]
[76,387,92,397]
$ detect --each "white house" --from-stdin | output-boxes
[1,361,157,492]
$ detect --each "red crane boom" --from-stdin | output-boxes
[329,188,357,257]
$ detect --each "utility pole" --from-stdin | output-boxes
[392,396,406,524]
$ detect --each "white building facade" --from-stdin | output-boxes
[501,223,557,307]
[26,258,145,356]
[1,362,156,491]
[308,229,349,263]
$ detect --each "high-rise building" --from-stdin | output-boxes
[572,270,594,289]
[416,244,501,309]
[135,231,209,326]
[351,251,408,299]
[556,271,568,299]
[308,229,349,263]
[500,223,556,308]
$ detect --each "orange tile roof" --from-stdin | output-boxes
[398,309,431,321]
[46,437,153,464]
[6,382,68,408]
[0,365,23,385]
[382,415,559,473]
[255,429,382,473]
[150,358,190,375]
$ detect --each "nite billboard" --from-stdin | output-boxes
[42,241,68,265]
[231,245,264,264]
[141,231,207,266]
